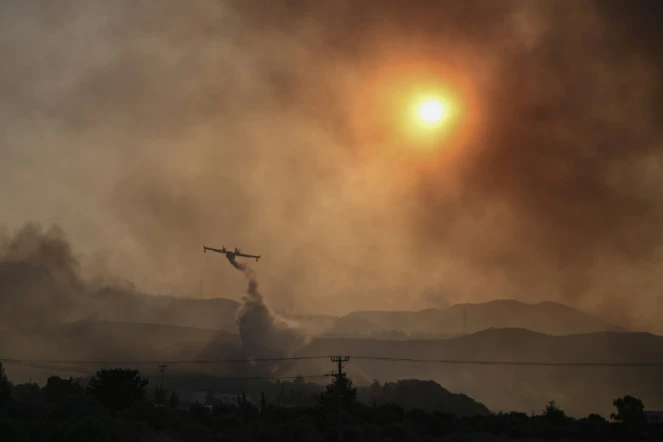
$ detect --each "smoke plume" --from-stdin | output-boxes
[0,223,84,327]
[0,222,238,334]
[2,0,663,332]
[227,254,307,374]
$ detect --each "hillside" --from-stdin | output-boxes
[338,299,624,336]
[0,262,629,337]
[2,321,661,417]
[303,329,663,416]
[441,300,625,335]
[358,379,491,417]
[90,289,241,332]
[0,321,237,375]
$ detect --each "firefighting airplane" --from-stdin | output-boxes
[202,245,261,262]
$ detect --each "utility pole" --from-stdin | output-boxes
[158,364,168,389]
[331,356,350,442]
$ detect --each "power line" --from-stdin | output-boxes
[3,360,328,381]
[350,356,663,367]
[163,374,329,381]
[0,356,330,365]
[158,364,168,389]
[3,361,93,375]
[3,355,663,368]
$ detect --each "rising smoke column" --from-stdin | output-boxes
[226,255,307,374]
[0,223,85,327]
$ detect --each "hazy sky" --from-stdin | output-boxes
[1,0,662,328]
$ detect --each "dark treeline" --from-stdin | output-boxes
[0,362,661,441]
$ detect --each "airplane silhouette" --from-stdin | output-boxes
[203,245,261,262]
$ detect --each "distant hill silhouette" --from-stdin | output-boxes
[0,321,236,367]
[2,321,661,417]
[135,297,624,337]
[359,379,491,416]
[0,261,628,337]
[304,328,663,417]
[336,299,624,336]
[89,289,240,333]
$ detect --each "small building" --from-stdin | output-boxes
[216,393,244,406]
[645,411,663,423]
[172,390,253,408]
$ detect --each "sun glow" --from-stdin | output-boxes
[346,58,480,160]
[418,99,447,124]
[401,93,461,153]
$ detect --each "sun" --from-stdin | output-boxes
[417,99,447,125]
[400,92,460,152]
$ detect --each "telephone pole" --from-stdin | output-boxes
[330,356,350,442]
[158,364,168,389]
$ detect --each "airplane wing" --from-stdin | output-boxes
[203,245,226,254]
[236,252,261,260]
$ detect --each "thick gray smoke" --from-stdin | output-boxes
[226,255,307,373]
[0,223,85,327]
[0,223,147,329]
[2,0,663,332]
[0,223,245,380]
[0,222,236,333]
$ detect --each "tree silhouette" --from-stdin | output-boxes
[42,376,83,405]
[317,370,357,411]
[260,391,268,413]
[542,399,567,424]
[366,379,382,406]
[62,417,113,442]
[0,419,30,442]
[153,386,166,406]
[611,395,646,426]
[87,369,148,413]
[168,390,180,409]
[204,390,216,406]
[0,362,10,404]
[12,382,41,404]
[190,402,211,426]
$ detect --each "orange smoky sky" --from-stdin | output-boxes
[1,0,663,331]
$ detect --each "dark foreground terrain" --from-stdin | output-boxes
[0,363,661,442]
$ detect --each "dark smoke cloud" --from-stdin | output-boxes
[0,223,81,290]
[0,223,238,335]
[2,0,663,331]
[223,0,663,327]
[226,254,307,374]
[0,223,83,327]
[403,0,663,326]
[0,223,145,328]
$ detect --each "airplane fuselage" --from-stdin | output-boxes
[203,245,261,262]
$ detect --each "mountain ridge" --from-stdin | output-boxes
[1,322,660,417]
[333,299,624,337]
[0,261,629,336]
